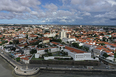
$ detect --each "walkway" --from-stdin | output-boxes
[0,48,40,76]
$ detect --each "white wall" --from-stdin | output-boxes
[23,59,29,64]
[64,49,92,61]
[35,53,40,58]
[44,56,54,60]
[24,50,30,55]
[62,38,76,43]
[44,33,56,37]
[79,43,84,46]
[50,48,58,52]
[37,50,45,55]
[15,53,21,58]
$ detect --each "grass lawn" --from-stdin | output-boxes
[31,56,44,60]
[52,51,61,56]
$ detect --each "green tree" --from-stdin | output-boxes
[37,44,42,48]
[103,37,107,42]
[103,53,109,58]
[11,47,16,51]
[93,34,98,37]
[114,53,116,58]
[84,47,89,51]
[99,43,105,46]
[16,57,20,62]
[30,49,37,54]
[9,42,13,44]
[44,49,48,54]
[57,39,62,43]
[62,42,65,45]
[72,43,79,48]
[55,35,58,37]
[35,36,38,39]
[100,33,104,36]
[13,40,19,44]
[26,34,28,39]
[2,40,8,44]
[48,52,52,56]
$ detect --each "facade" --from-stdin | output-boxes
[43,39,50,43]
[24,49,30,56]
[35,45,65,58]
[15,53,21,58]
[28,35,38,40]
[21,57,29,64]
[64,46,92,61]
[83,43,96,51]
[44,32,56,37]
[59,29,67,39]
[92,48,102,56]
[62,38,76,43]
[35,53,40,58]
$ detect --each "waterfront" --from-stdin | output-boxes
[0,56,116,77]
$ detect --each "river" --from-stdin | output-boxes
[0,56,116,77]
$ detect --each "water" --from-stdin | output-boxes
[0,56,116,77]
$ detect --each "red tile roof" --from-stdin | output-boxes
[21,57,29,60]
[51,42,59,45]
[65,46,85,53]
[18,55,25,57]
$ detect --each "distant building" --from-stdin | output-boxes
[59,29,67,39]
[44,32,56,37]
[80,25,82,27]
[62,38,76,43]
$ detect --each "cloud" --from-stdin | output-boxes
[82,12,91,16]
[107,0,116,6]
[0,0,41,13]
[20,0,41,7]
[0,12,15,19]
[43,3,58,11]
[94,11,116,19]
[0,0,115,25]
[62,0,116,12]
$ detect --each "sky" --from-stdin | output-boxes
[0,0,116,25]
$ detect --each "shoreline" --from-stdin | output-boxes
[0,49,116,76]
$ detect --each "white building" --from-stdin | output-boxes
[83,43,97,51]
[64,46,92,61]
[79,42,84,46]
[35,45,65,58]
[28,35,38,40]
[35,53,40,58]
[59,29,67,39]
[21,57,29,64]
[24,49,30,56]
[44,32,56,37]
[14,53,21,58]
[62,38,76,43]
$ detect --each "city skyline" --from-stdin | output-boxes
[0,0,116,25]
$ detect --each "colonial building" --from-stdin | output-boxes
[64,46,92,61]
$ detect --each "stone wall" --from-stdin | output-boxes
[30,60,100,66]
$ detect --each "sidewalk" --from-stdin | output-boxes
[15,66,39,76]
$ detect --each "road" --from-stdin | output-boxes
[0,48,116,70]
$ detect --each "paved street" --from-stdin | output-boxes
[0,48,116,71]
